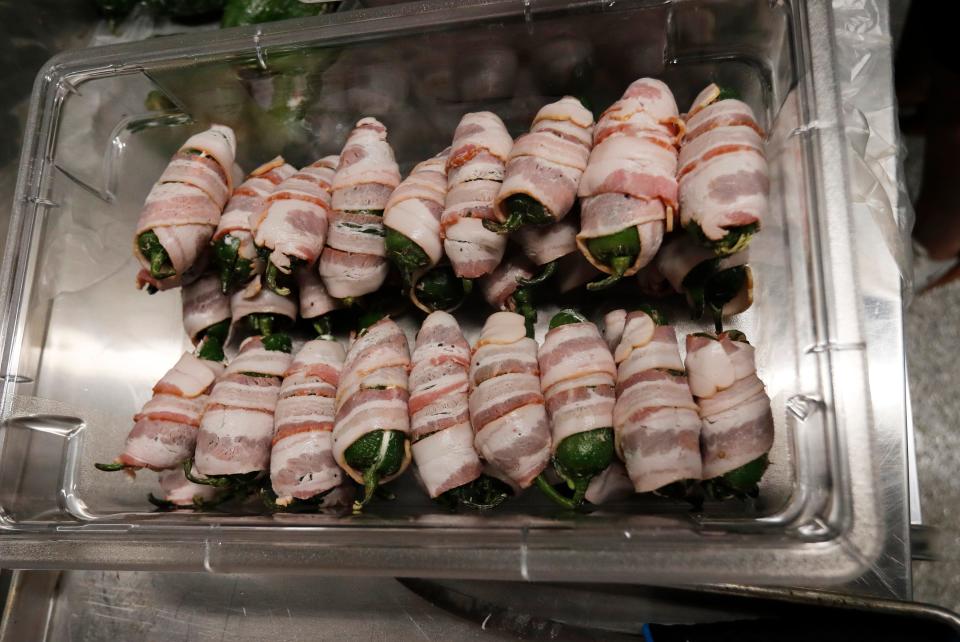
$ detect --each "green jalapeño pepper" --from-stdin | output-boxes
[258,243,299,297]
[585,226,640,290]
[715,86,741,101]
[344,429,406,511]
[702,454,769,501]
[686,221,758,257]
[483,194,555,234]
[138,230,176,280]
[438,475,513,511]
[704,265,749,332]
[183,326,291,491]
[213,234,253,294]
[534,310,616,509]
[245,313,293,353]
[385,228,430,288]
[412,265,471,313]
[196,319,229,363]
[548,308,587,328]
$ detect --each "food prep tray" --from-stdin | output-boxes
[0,0,884,585]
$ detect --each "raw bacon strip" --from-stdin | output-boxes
[297,266,339,321]
[320,118,400,299]
[611,310,701,492]
[540,332,615,451]
[595,78,685,143]
[602,309,628,351]
[539,321,617,395]
[270,339,346,505]
[469,312,551,488]
[684,332,773,479]
[384,149,450,270]
[157,465,219,507]
[213,157,296,287]
[409,312,483,498]
[441,112,513,279]
[494,96,594,224]
[134,125,237,289]
[512,215,599,293]
[230,280,297,330]
[253,156,339,273]
[153,352,223,399]
[479,252,534,311]
[679,84,768,246]
[182,273,231,345]
[332,318,412,484]
[576,79,680,280]
[538,320,616,459]
[514,216,579,266]
[195,336,292,476]
[318,248,390,300]
[584,461,634,505]
[115,353,223,471]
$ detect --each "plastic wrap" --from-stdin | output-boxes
[833,0,914,292]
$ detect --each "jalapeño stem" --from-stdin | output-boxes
[516,260,557,287]
[511,287,537,338]
[534,474,577,510]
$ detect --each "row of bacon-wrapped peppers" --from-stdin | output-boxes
[101,74,771,510]
[132,77,766,337]
[99,304,774,511]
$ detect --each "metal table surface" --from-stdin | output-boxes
[0,0,917,638]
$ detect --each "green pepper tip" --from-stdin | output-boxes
[138,230,175,280]
[262,333,292,353]
[385,228,430,288]
[345,430,405,511]
[715,86,741,101]
[413,266,469,312]
[544,428,616,508]
[264,261,294,296]
[703,454,768,501]
[496,195,554,234]
[549,309,587,329]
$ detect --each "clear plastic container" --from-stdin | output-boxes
[0,0,884,585]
